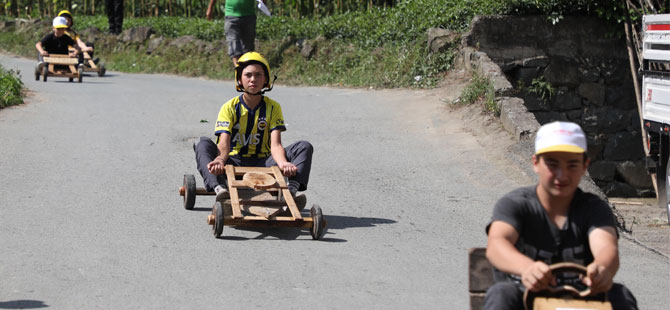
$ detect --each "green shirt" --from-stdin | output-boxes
[225,0,256,17]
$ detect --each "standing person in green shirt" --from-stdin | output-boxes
[225,0,264,66]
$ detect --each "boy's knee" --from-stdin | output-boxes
[195,137,216,152]
[484,282,523,310]
[296,140,313,154]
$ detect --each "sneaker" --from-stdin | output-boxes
[293,193,307,211]
[214,185,229,201]
[93,57,100,65]
[278,193,306,216]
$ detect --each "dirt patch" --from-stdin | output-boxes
[611,198,670,257]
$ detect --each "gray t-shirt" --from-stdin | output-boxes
[486,186,617,283]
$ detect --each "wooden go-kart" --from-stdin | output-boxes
[80,51,106,77]
[35,55,83,83]
[179,166,326,240]
[468,248,612,310]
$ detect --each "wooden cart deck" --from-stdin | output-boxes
[179,166,326,239]
[38,55,82,82]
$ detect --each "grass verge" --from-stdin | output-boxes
[458,73,498,116]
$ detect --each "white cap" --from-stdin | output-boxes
[534,121,587,155]
[52,16,68,28]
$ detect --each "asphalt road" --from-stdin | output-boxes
[1,54,668,309]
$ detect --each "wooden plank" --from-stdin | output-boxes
[195,188,215,195]
[242,206,283,219]
[239,200,286,207]
[223,216,314,228]
[68,65,76,74]
[43,56,79,64]
[271,166,302,220]
[231,166,273,175]
[469,248,494,292]
[226,165,243,219]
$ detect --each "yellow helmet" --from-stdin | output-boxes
[235,52,275,93]
[58,10,73,25]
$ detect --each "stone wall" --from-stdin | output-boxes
[461,15,651,197]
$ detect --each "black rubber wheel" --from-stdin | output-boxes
[212,201,224,238]
[42,64,48,82]
[69,77,73,82]
[98,64,106,77]
[77,67,83,83]
[310,204,324,240]
[183,174,196,210]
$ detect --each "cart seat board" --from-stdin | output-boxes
[242,172,277,189]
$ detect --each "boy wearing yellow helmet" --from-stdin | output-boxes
[194,52,313,204]
[57,10,98,65]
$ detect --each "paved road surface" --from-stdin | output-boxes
[1,54,668,309]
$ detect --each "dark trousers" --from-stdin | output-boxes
[194,137,313,192]
[224,15,256,58]
[484,281,638,310]
[105,0,124,34]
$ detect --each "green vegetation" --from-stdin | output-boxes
[0,0,628,92]
[0,65,24,108]
[527,77,555,103]
[458,73,497,116]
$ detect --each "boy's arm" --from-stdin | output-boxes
[207,133,230,175]
[35,42,48,56]
[584,226,619,294]
[270,130,296,177]
[486,221,555,291]
[68,43,82,57]
[76,38,93,52]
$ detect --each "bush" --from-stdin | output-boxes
[0,65,24,108]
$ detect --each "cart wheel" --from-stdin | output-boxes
[42,64,48,82]
[98,64,106,77]
[212,201,224,238]
[69,77,73,82]
[183,174,196,210]
[310,204,324,240]
[77,67,83,83]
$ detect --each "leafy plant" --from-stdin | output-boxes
[527,77,555,102]
[0,65,24,108]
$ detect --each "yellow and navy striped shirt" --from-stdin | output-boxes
[215,95,285,158]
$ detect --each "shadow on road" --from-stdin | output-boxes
[215,215,396,242]
[0,300,48,309]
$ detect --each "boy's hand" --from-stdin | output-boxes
[583,263,614,295]
[40,50,49,56]
[521,261,556,292]
[278,162,297,177]
[207,158,226,175]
